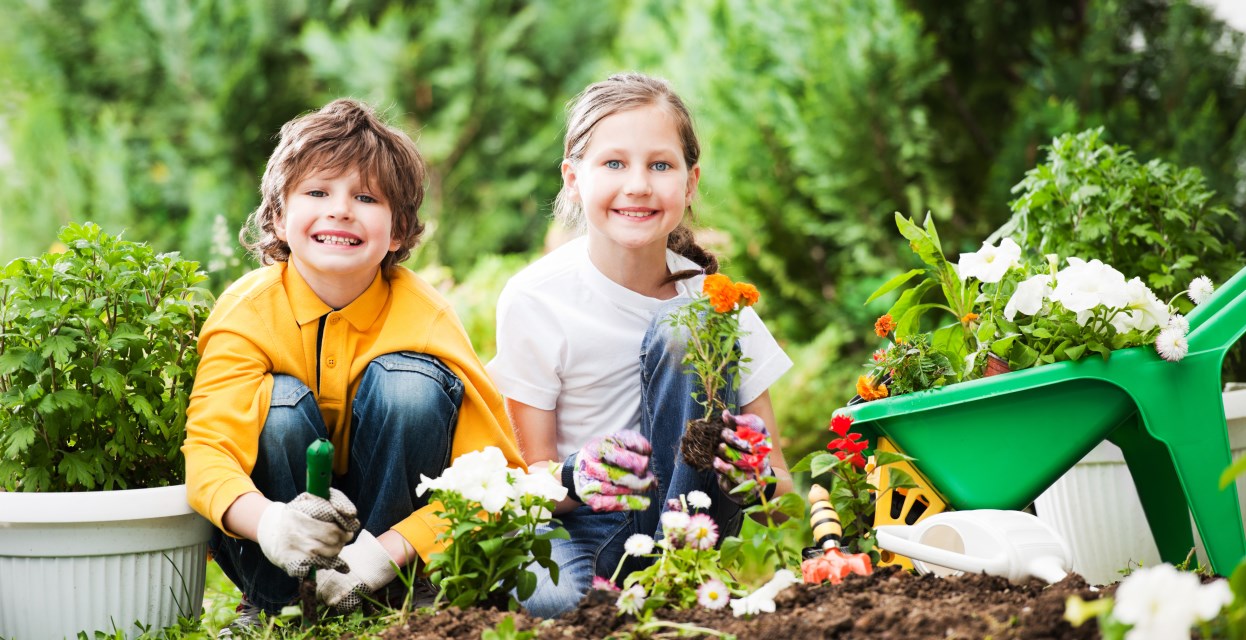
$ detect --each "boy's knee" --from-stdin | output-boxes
[361,352,464,421]
[260,374,320,450]
[523,567,590,619]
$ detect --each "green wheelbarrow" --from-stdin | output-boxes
[845,266,1246,577]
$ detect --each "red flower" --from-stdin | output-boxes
[735,425,765,446]
[826,426,869,470]
[829,414,854,436]
[740,451,768,470]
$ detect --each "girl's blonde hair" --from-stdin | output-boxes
[554,73,717,279]
[241,98,427,272]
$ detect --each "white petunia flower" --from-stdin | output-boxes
[686,490,712,510]
[729,589,775,617]
[1193,579,1233,621]
[1155,328,1189,362]
[957,238,1023,284]
[513,466,569,504]
[1051,258,1130,315]
[1113,277,1169,334]
[1004,274,1053,321]
[729,569,799,617]
[1112,564,1231,640]
[1188,276,1214,305]
[623,533,655,557]
[415,447,518,513]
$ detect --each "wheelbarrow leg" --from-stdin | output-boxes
[1109,418,1196,565]
[1128,366,1246,576]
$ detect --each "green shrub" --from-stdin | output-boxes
[0,222,212,491]
[1006,127,1242,302]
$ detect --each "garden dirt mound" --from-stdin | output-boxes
[380,565,1109,639]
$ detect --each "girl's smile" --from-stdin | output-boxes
[562,104,700,293]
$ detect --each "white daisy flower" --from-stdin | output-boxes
[1167,313,1189,335]
[686,490,712,510]
[697,579,730,610]
[1188,276,1214,305]
[623,533,655,557]
[1155,328,1189,362]
[616,585,646,616]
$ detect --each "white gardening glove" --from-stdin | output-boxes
[315,529,399,613]
[256,488,360,578]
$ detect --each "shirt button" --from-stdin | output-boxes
[327,357,336,367]
[329,315,341,325]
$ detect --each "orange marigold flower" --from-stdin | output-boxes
[855,375,889,401]
[874,314,896,338]
[703,273,740,313]
[735,283,760,307]
[961,312,979,325]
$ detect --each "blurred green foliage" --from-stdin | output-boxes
[2,0,1244,465]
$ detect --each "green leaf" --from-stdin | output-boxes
[874,450,913,466]
[788,450,820,474]
[865,269,926,305]
[515,570,537,601]
[810,453,842,478]
[58,451,100,490]
[40,334,78,363]
[886,467,919,491]
[3,424,37,457]
[1220,456,1246,490]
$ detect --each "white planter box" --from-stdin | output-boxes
[0,484,214,640]
[1034,386,1246,585]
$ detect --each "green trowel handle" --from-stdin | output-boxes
[306,439,333,499]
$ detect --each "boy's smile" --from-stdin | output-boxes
[277,168,400,308]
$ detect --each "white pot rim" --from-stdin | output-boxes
[0,484,195,523]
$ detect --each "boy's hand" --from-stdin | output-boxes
[315,530,398,613]
[257,488,361,577]
[566,431,655,512]
[713,411,774,505]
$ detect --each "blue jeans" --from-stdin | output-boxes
[521,300,744,618]
[209,352,463,613]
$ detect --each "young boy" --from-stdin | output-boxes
[182,98,524,624]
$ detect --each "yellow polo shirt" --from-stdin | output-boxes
[183,261,523,562]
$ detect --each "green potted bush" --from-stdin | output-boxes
[0,222,215,639]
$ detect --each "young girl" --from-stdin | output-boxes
[487,73,794,618]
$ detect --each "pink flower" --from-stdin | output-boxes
[592,576,620,592]
[685,513,719,550]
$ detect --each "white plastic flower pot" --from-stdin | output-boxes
[0,484,214,640]
[1034,386,1246,585]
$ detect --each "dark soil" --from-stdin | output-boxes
[380,565,1111,639]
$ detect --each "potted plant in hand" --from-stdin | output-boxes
[664,273,760,470]
[0,222,214,639]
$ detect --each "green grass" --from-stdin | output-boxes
[98,560,415,639]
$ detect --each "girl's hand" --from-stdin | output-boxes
[713,411,775,505]
[568,431,656,512]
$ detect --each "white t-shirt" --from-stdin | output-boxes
[487,236,793,460]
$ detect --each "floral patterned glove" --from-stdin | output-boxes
[564,431,656,512]
[713,411,775,505]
